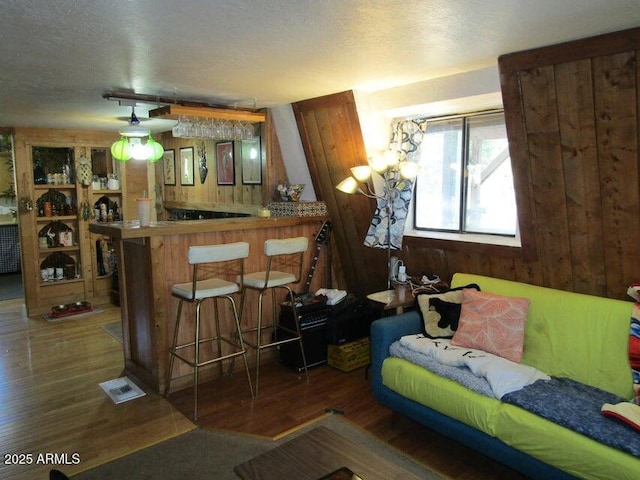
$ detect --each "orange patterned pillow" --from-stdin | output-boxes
[451,289,530,363]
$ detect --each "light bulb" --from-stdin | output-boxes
[130,138,152,161]
[370,155,387,173]
[383,150,400,167]
[399,161,419,179]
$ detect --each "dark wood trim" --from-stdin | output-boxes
[499,26,640,74]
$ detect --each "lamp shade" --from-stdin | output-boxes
[111,137,131,162]
[369,155,388,173]
[336,176,359,194]
[146,136,164,162]
[351,165,372,182]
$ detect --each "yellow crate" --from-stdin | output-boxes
[327,337,370,372]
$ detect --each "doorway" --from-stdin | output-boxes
[0,133,23,301]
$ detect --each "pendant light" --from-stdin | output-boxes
[111,107,164,162]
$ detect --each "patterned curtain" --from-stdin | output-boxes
[364,119,427,250]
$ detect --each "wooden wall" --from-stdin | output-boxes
[294,27,640,301]
[293,91,386,297]
[154,110,285,218]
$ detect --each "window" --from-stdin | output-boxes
[413,111,517,237]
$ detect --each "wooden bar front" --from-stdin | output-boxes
[90,216,330,393]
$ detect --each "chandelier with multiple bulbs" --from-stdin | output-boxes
[111,107,164,162]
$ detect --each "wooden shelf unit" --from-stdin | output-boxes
[12,129,142,316]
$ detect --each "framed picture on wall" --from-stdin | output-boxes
[180,147,195,186]
[241,137,262,185]
[216,141,235,186]
[163,149,176,185]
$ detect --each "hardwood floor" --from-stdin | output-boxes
[0,299,194,480]
[0,298,525,480]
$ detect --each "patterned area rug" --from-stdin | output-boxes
[70,414,442,480]
[100,321,123,343]
[0,273,22,301]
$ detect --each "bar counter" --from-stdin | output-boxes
[90,216,330,393]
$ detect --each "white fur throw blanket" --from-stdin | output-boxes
[398,334,550,399]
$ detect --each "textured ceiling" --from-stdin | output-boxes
[1,0,640,133]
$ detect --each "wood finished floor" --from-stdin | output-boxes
[0,298,526,480]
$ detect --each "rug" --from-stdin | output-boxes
[70,414,442,480]
[43,306,105,322]
[101,321,123,343]
[0,272,23,301]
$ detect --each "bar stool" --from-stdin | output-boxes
[238,236,310,395]
[166,242,253,420]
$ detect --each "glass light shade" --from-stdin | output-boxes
[399,161,419,179]
[369,155,388,173]
[336,176,359,194]
[351,165,372,182]
[111,137,131,162]
[383,149,400,167]
[147,136,164,162]
[129,137,152,161]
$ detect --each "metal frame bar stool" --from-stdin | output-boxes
[238,236,310,395]
[166,242,254,420]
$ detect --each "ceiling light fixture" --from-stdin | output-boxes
[111,107,164,162]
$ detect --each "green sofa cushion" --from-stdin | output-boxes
[381,356,501,435]
[451,273,634,399]
[495,402,639,480]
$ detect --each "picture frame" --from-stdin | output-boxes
[180,147,195,186]
[241,137,262,185]
[162,150,176,185]
[216,141,235,186]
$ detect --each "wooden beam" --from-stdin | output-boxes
[149,105,266,123]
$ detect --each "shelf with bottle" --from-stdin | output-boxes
[33,146,75,187]
[38,220,77,250]
[95,235,116,278]
[92,195,122,223]
[35,188,78,219]
[39,251,81,285]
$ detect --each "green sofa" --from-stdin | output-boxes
[370,273,638,479]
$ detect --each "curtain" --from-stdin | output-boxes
[364,119,427,250]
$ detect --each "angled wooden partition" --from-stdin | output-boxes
[499,26,640,298]
[292,91,386,297]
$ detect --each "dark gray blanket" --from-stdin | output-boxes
[502,377,640,458]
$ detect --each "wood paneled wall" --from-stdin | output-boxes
[154,111,283,217]
[498,27,640,299]
[295,27,640,301]
[293,91,386,297]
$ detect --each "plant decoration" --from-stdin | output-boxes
[276,181,305,202]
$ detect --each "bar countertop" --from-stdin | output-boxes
[89,215,328,239]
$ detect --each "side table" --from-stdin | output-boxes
[366,285,414,314]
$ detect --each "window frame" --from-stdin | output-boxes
[403,109,522,248]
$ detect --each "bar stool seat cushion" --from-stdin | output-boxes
[241,271,296,289]
[172,278,239,300]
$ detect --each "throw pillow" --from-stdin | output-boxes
[415,284,480,339]
[452,289,530,363]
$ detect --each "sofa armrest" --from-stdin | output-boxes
[370,311,422,391]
